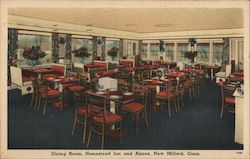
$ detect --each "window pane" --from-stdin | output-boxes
[177,43,188,62]
[213,42,223,65]
[127,42,133,59]
[150,43,159,60]
[17,34,52,66]
[196,43,210,63]
[72,38,93,63]
[141,43,147,59]
[105,40,120,61]
[165,43,174,61]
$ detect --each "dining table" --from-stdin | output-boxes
[29,68,53,79]
[203,65,221,80]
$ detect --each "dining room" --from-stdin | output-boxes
[5,3,248,153]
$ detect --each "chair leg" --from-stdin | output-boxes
[71,110,77,136]
[82,115,88,143]
[35,94,39,110]
[30,93,34,107]
[144,112,149,128]
[119,120,123,144]
[135,113,139,136]
[86,125,92,148]
[43,98,47,115]
[101,124,105,149]
[37,96,41,111]
[220,106,224,119]
[168,101,171,117]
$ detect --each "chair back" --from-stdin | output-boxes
[87,93,106,115]
[221,83,236,100]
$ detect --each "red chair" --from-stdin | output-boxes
[37,82,62,115]
[86,93,122,149]
[219,82,236,119]
[121,87,149,135]
[155,79,177,117]
[71,90,89,143]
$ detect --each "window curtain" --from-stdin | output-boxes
[52,33,59,63]
[222,38,230,66]
[92,36,98,60]
[8,28,18,66]
[8,28,18,85]
[65,34,72,63]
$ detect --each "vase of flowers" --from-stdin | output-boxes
[72,46,90,63]
[22,46,47,67]
[107,47,119,61]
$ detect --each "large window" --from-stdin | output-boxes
[17,33,52,66]
[213,42,223,65]
[141,43,147,59]
[72,38,93,63]
[196,43,210,63]
[105,40,120,61]
[177,43,188,62]
[150,43,159,60]
[165,43,174,61]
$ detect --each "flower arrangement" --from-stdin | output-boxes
[22,46,47,61]
[72,46,90,58]
[184,51,198,63]
[107,47,119,57]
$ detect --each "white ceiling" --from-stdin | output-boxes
[8,8,243,33]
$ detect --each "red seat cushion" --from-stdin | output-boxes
[156,91,174,99]
[47,87,52,91]
[145,85,156,90]
[63,83,73,88]
[51,65,65,76]
[122,102,144,112]
[225,97,235,103]
[68,86,85,91]
[93,112,121,124]
[175,89,184,94]
[48,90,60,96]
[183,81,192,87]
[43,74,58,79]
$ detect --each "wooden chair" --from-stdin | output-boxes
[30,74,39,109]
[37,81,62,115]
[154,79,177,117]
[86,93,123,149]
[71,90,89,143]
[219,82,236,119]
[121,88,149,135]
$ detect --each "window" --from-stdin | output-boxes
[196,43,210,63]
[213,42,223,65]
[105,40,120,61]
[17,33,52,66]
[141,43,147,59]
[150,43,159,60]
[72,38,93,63]
[177,43,188,62]
[165,43,174,61]
[127,42,134,59]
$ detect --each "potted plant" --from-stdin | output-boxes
[22,46,47,66]
[72,46,90,63]
[107,47,119,61]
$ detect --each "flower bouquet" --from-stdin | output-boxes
[107,47,119,60]
[22,46,47,66]
[72,46,90,62]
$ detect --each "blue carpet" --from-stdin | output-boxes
[8,80,243,149]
